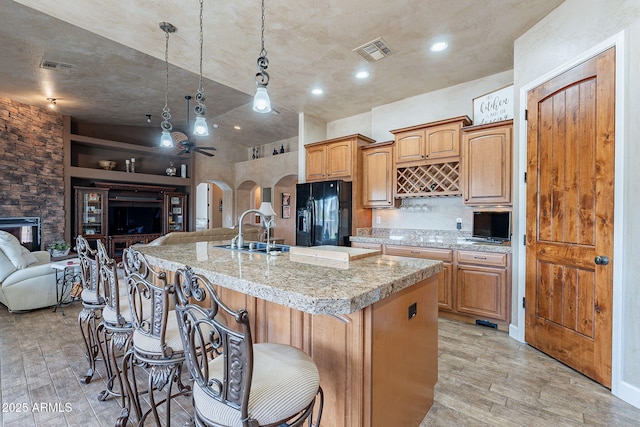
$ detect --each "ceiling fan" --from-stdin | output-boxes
[171,95,217,157]
[171,131,216,157]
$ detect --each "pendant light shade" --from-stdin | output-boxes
[193,115,209,136]
[253,0,272,114]
[253,86,271,113]
[160,130,173,147]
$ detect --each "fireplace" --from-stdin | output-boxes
[0,217,41,251]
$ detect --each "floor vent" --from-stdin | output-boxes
[475,319,498,329]
[40,59,76,72]
[353,37,393,62]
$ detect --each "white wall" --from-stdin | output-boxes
[513,0,640,407]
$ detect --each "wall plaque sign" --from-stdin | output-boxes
[473,85,513,124]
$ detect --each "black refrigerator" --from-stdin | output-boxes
[296,180,352,247]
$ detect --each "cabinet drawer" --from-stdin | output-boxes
[457,250,507,267]
[385,245,453,262]
[351,242,382,251]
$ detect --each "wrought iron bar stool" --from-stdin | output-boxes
[117,247,191,427]
[174,266,323,427]
[76,235,105,384]
[95,239,133,406]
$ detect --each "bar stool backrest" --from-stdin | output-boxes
[121,247,174,358]
[96,240,127,326]
[76,235,102,304]
[174,266,254,417]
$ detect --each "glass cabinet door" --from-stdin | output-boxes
[165,193,187,233]
[75,187,108,238]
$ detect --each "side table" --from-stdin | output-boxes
[51,258,82,315]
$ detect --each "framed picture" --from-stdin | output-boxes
[172,207,182,214]
[171,197,180,205]
[85,228,96,235]
[472,84,514,125]
[282,205,291,219]
[281,192,291,207]
[88,193,99,202]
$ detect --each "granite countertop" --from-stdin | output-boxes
[135,242,442,316]
[351,228,512,254]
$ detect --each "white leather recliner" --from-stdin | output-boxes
[0,231,58,312]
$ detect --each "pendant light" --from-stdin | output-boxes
[253,0,271,113]
[159,22,176,148]
[193,0,209,136]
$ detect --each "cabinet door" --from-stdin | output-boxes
[305,145,327,181]
[362,145,393,207]
[75,188,108,238]
[438,263,454,311]
[456,264,507,321]
[394,130,425,164]
[384,245,453,310]
[425,123,461,160]
[165,193,187,233]
[462,122,512,205]
[326,139,353,179]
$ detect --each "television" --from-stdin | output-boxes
[108,206,163,235]
[472,211,511,242]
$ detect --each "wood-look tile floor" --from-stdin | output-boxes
[1,302,639,426]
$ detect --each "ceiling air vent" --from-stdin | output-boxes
[40,59,76,72]
[353,37,394,62]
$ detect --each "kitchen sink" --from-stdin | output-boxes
[212,242,291,254]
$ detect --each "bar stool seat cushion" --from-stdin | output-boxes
[193,342,320,426]
[81,288,100,305]
[132,309,183,355]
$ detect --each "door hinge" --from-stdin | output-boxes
[524,172,527,182]
[524,109,528,121]
[523,234,526,245]
[522,297,526,309]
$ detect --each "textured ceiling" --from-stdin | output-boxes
[1,0,564,149]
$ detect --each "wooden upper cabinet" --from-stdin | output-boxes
[462,120,513,205]
[326,139,353,179]
[305,144,327,181]
[304,134,375,182]
[362,142,394,208]
[392,116,471,166]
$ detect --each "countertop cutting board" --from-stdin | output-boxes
[288,245,381,262]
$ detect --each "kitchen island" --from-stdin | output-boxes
[136,242,442,427]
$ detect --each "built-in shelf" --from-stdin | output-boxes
[69,166,191,186]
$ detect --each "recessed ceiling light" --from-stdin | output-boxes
[311,88,324,95]
[355,71,370,79]
[234,125,241,130]
[431,42,448,52]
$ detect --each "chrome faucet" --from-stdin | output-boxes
[236,209,264,249]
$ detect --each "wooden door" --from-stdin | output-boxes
[305,144,327,181]
[462,121,512,205]
[525,47,615,387]
[362,145,393,207]
[394,130,425,164]
[326,139,353,179]
[425,123,460,160]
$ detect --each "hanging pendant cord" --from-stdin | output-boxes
[260,0,267,58]
[198,0,204,92]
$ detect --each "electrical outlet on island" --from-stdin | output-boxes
[456,218,462,230]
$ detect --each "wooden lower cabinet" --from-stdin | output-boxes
[185,273,439,427]
[383,245,511,329]
[384,245,454,311]
[456,250,510,323]
[107,234,160,262]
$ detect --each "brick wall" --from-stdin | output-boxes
[0,97,65,247]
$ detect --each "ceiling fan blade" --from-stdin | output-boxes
[195,148,215,157]
[196,146,217,151]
